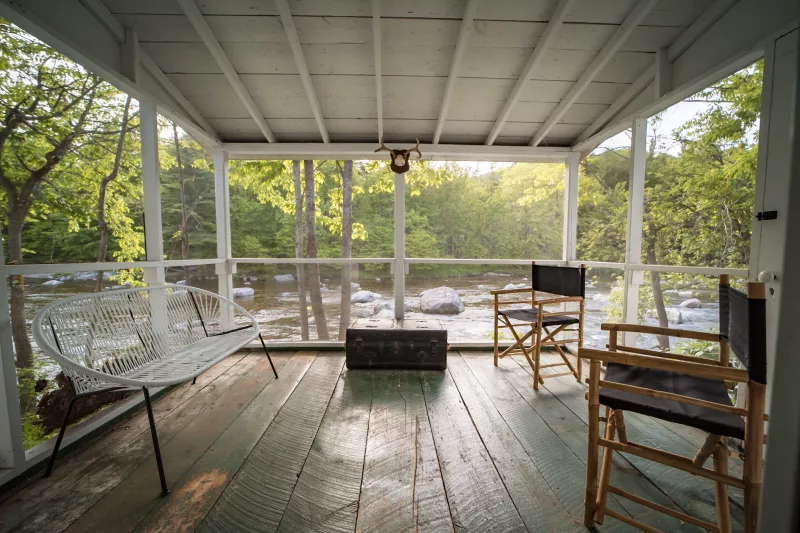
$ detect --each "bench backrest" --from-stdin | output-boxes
[33,284,254,394]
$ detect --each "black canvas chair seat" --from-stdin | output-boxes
[499,308,580,327]
[600,363,745,439]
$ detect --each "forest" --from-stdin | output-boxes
[0,17,759,446]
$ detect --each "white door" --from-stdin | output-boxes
[751,28,799,394]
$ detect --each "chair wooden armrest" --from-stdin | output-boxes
[579,347,749,383]
[600,322,721,343]
[533,295,583,306]
[489,287,533,295]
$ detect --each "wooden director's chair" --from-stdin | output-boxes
[581,275,767,533]
[491,263,586,389]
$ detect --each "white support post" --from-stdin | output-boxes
[563,154,580,263]
[0,237,25,473]
[213,150,234,307]
[394,172,405,320]
[622,118,647,345]
[140,100,165,286]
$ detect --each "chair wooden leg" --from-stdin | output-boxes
[744,381,766,533]
[714,437,732,533]
[693,433,721,466]
[584,360,601,527]
[595,407,617,524]
[615,410,628,443]
[533,322,543,390]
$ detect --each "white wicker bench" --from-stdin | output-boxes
[32,284,277,496]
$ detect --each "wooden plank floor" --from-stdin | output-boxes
[0,350,746,533]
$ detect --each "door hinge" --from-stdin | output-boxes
[756,211,778,221]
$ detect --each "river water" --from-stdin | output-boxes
[20,268,722,379]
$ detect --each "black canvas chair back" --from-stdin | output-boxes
[532,264,585,298]
[719,283,767,384]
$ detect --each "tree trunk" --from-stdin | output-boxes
[646,236,670,350]
[304,160,328,340]
[173,123,191,286]
[293,161,309,340]
[96,95,132,292]
[339,160,353,339]
[7,215,33,371]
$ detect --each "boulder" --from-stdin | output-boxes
[420,287,465,315]
[374,308,395,319]
[503,283,527,290]
[647,308,683,324]
[176,280,186,286]
[351,282,361,290]
[232,287,255,298]
[244,281,252,286]
[273,274,295,282]
[351,290,381,303]
[320,285,330,293]
[678,290,694,298]
[373,301,412,314]
[42,280,63,287]
[679,298,702,309]
[351,307,373,318]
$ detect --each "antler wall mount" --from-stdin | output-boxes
[374,138,422,174]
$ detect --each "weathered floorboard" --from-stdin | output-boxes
[10,353,265,533]
[0,352,247,532]
[136,352,316,533]
[276,368,373,533]
[420,367,526,533]
[447,355,583,533]
[355,371,453,533]
[459,354,635,533]
[197,354,345,533]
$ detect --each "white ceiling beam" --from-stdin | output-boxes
[79,0,219,142]
[176,0,276,143]
[372,0,383,142]
[222,142,575,162]
[432,0,479,144]
[572,0,744,150]
[654,48,672,99]
[484,0,576,146]
[529,0,659,147]
[274,0,329,143]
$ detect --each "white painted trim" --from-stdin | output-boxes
[485,0,575,146]
[750,37,777,281]
[214,151,233,301]
[0,237,25,473]
[654,47,672,99]
[432,0,478,145]
[394,172,406,319]
[232,257,392,265]
[164,258,225,268]
[530,0,658,147]
[622,118,647,345]
[120,27,139,84]
[372,0,383,142]
[140,101,166,286]
[405,258,563,266]
[222,142,574,162]
[5,261,161,276]
[274,0,329,143]
[563,154,579,262]
[176,0,276,143]
[628,264,749,276]
[568,261,625,270]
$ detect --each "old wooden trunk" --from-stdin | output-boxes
[345,319,448,370]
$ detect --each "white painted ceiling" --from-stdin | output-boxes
[102,0,714,145]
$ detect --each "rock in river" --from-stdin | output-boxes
[420,287,465,315]
[233,287,255,298]
[351,290,381,303]
[274,274,295,282]
[679,298,702,309]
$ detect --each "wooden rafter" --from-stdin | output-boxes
[485,0,576,146]
[529,0,658,147]
[372,0,383,142]
[274,0,329,143]
[176,0,277,143]
[432,0,479,145]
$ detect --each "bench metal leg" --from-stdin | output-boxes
[44,396,76,477]
[259,333,278,379]
[192,377,196,385]
[143,387,169,497]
